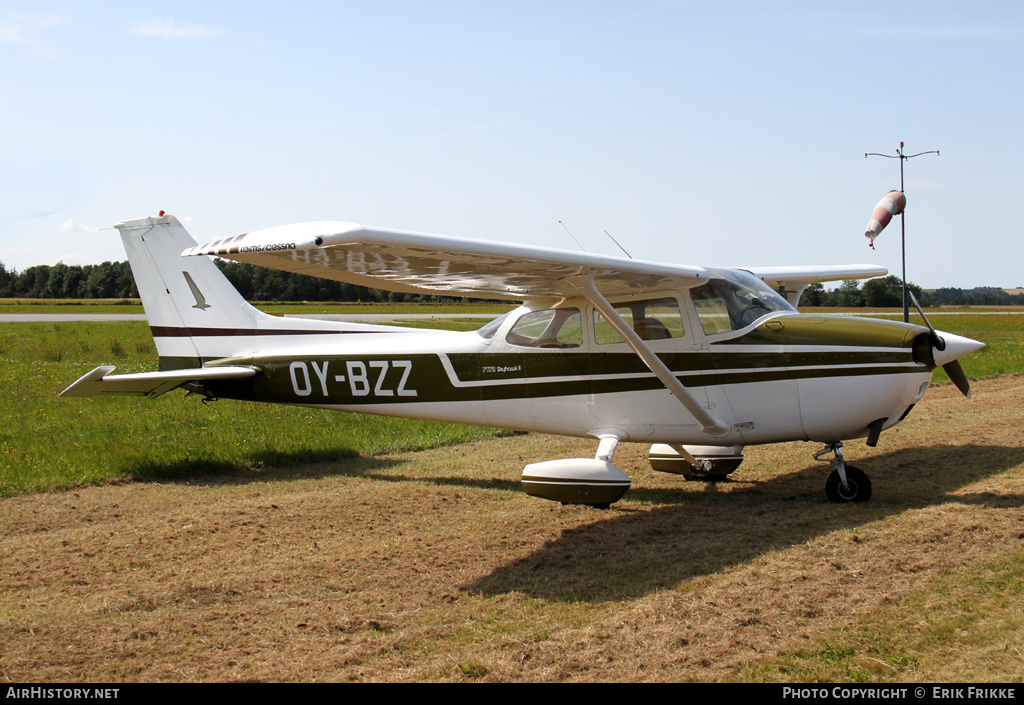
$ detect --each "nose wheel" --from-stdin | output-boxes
[825,465,871,502]
[815,442,872,503]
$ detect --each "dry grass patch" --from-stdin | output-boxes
[1,376,1023,682]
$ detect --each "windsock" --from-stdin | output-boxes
[864,189,906,249]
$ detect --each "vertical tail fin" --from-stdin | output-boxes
[116,214,263,369]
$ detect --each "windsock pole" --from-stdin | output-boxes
[865,142,939,322]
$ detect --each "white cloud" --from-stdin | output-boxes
[0,13,67,56]
[1,248,46,264]
[56,253,88,264]
[0,248,89,269]
[59,220,100,233]
[130,18,225,40]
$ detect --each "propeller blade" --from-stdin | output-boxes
[909,291,980,399]
[943,359,972,399]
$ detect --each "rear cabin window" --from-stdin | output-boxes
[505,308,582,348]
[476,311,513,340]
[593,297,685,345]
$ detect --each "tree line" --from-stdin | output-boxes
[802,276,1024,307]
[0,259,471,303]
[1,260,1021,306]
[0,261,139,299]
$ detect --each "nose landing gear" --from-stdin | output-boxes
[814,442,872,503]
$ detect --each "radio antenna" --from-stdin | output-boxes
[558,221,586,252]
[604,230,632,259]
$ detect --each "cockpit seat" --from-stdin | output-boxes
[634,317,671,340]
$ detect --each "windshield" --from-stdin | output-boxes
[691,268,795,335]
[476,311,514,340]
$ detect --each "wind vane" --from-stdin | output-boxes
[864,141,940,322]
[864,189,906,250]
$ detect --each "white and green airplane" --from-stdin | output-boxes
[62,214,983,507]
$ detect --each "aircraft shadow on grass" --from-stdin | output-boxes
[126,445,524,493]
[462,443,1024,602]
[127,448,402,486]
[125,440,1024,603]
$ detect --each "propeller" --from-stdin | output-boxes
[943,358,972,399]
[908,292,979,398]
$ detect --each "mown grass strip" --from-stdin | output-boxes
[0,321,505,496]
[748,552,1024,682]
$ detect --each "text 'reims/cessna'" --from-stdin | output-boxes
[61,214,982,507]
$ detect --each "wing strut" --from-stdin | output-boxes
[567,274,730,438]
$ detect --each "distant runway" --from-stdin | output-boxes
[0,313,502,323]
[0,314,149,322]
[2,310,1020,324]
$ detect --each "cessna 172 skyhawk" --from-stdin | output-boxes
[61,214,983,507]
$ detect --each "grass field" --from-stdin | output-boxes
[0,320,507,496]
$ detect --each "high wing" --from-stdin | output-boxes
[182,222,710,300]
[184,222,886,305]
[744,265,888,306]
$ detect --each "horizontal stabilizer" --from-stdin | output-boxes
[60,365,257,399]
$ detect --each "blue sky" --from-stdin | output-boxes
[2,1,1021,288]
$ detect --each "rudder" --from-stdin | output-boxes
[116,214,264,369]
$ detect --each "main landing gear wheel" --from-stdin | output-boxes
[825,465,872,503]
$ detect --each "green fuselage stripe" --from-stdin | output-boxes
[203,348,927,406]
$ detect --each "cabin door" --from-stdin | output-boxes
[589,295,710,439]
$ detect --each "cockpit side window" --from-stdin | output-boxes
[691,269,795,336]
[691,282,737,335]
[593,297,685,344]
[505,308,582,348]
